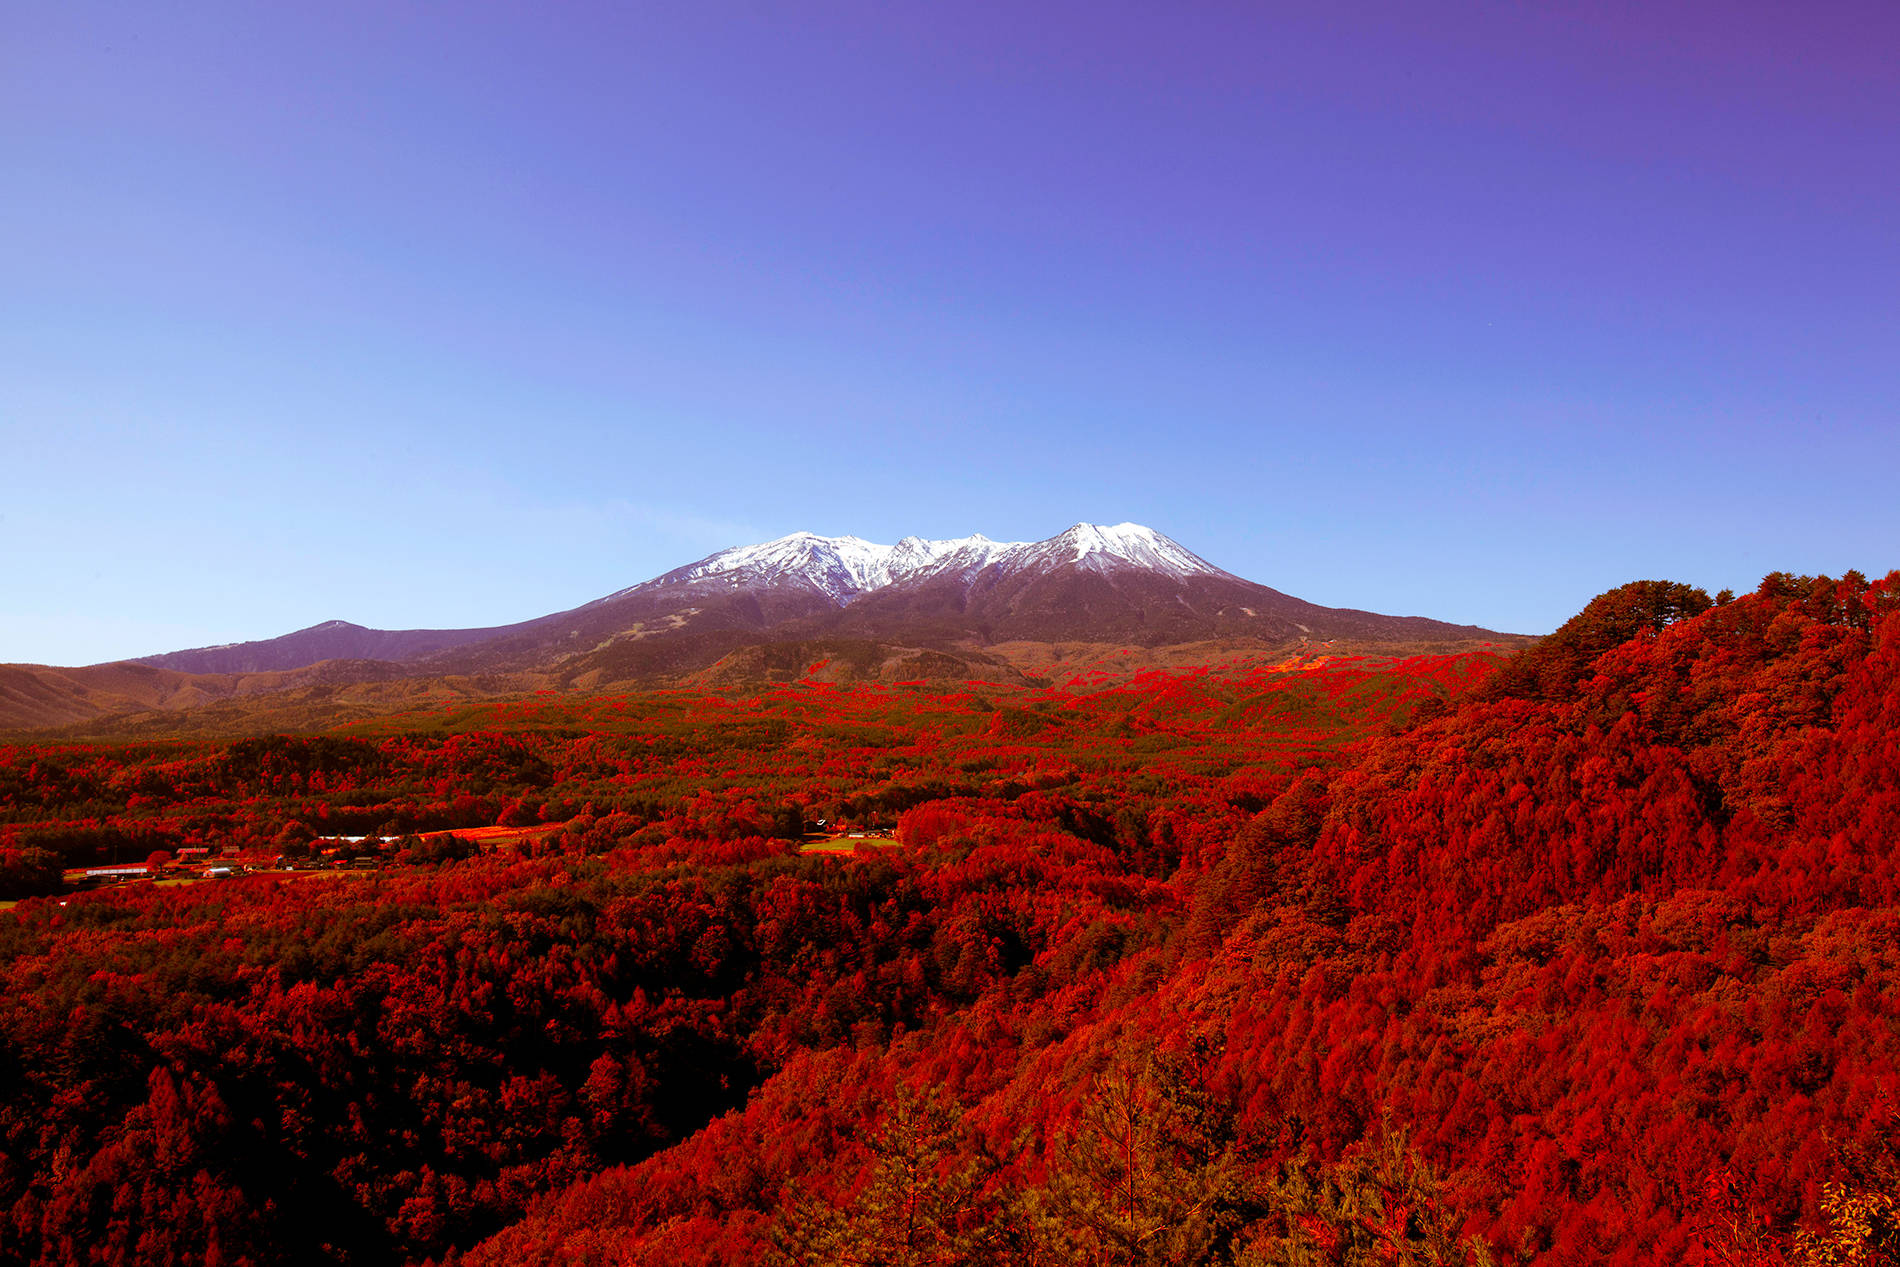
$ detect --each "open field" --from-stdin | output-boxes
[796,832,899,856]
[424,823,565,848]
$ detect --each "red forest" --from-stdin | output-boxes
[1,570,1897,1265]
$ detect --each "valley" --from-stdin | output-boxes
[14,6,1888,1262]
[1,569,1895,1263]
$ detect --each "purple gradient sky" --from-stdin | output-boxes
[4,2,1897,664]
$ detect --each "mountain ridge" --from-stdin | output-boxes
[0,522,1528,731]
[592,522,1231,609]
[118,522,1502,678]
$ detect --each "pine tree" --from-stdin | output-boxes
[769,1088,1008,1267]
[1031,1051,1260,1265]
[1238,1118,1498,1267]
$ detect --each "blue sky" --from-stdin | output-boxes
[4,2,1896,664]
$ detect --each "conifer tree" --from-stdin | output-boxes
[1031,1050,1260,1266]
[769,1088,1007,1267]
[1239,1119,1497,1267]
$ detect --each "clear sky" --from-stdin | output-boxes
[4,2,1896,665]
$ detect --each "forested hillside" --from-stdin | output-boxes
[1,570,1894,1265]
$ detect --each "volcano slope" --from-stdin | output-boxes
[0,569,1895,1265]
[0,523,1515,738]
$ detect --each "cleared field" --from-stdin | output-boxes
[426,824,565,848]
[796,833,899,856]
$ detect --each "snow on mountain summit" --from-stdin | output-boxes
[626,532,900,604]
[1021,522,1229,580]
[612,523,1224,606]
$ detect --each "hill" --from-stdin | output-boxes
[0,567,1894,1264]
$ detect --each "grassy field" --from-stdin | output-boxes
[796,832,899,856]
[427,824,565,848]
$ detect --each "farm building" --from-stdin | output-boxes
[83,865,151,881]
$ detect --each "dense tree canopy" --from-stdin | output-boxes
[1,571,1896,1264]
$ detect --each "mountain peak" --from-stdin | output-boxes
[610,523,1237,606]
[117,521,1505,681]
[626,529,1036,606]
[1028,522,1228,580]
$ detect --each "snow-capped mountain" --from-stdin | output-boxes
[122,522,1504,679]
[602,531,1017,605]
[603,523,1229,608]
[989,522,1234,584]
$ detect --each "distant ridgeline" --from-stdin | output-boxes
[3,524,1517,735]
[127,522,1495,676]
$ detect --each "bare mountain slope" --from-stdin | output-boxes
[134,620,505,674]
